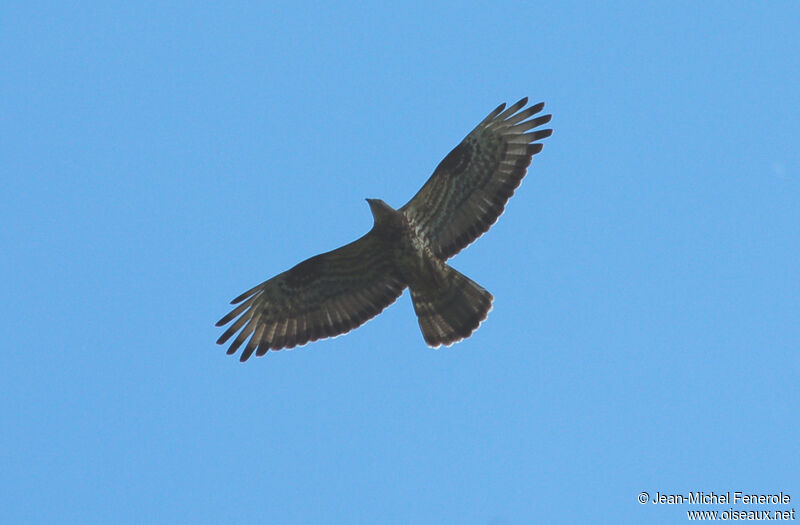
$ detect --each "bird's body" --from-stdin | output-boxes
[367,198,438,289]
[367,198,494,347]
[217,98,552,360]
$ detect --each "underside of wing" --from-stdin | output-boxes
[216,232,406,361]
[401,98,552,260]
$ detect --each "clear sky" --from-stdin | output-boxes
[2,2,798,524]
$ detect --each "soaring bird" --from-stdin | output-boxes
[216,98,552,361]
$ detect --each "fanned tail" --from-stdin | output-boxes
[409,265,493,347]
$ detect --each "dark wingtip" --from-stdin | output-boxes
[255,343,270,357]
[508,97,528,113]
[485,102,507,122]
[226,337,245,355]
[525,128,553,142]
[230,282,263,304]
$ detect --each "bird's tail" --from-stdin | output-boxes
[409,264,493,347]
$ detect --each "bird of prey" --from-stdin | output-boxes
[216,98,552,361]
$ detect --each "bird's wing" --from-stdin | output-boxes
[216,231,406,361]
[400,98,552,260]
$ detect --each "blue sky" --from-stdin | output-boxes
[2,2,798,523]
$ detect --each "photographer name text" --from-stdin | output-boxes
[651,491,791,505]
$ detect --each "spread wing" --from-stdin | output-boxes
[216,232,406,361]
[401,98,552,260]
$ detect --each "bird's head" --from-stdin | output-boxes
[365,198,399,228]
[366,198,391,217]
